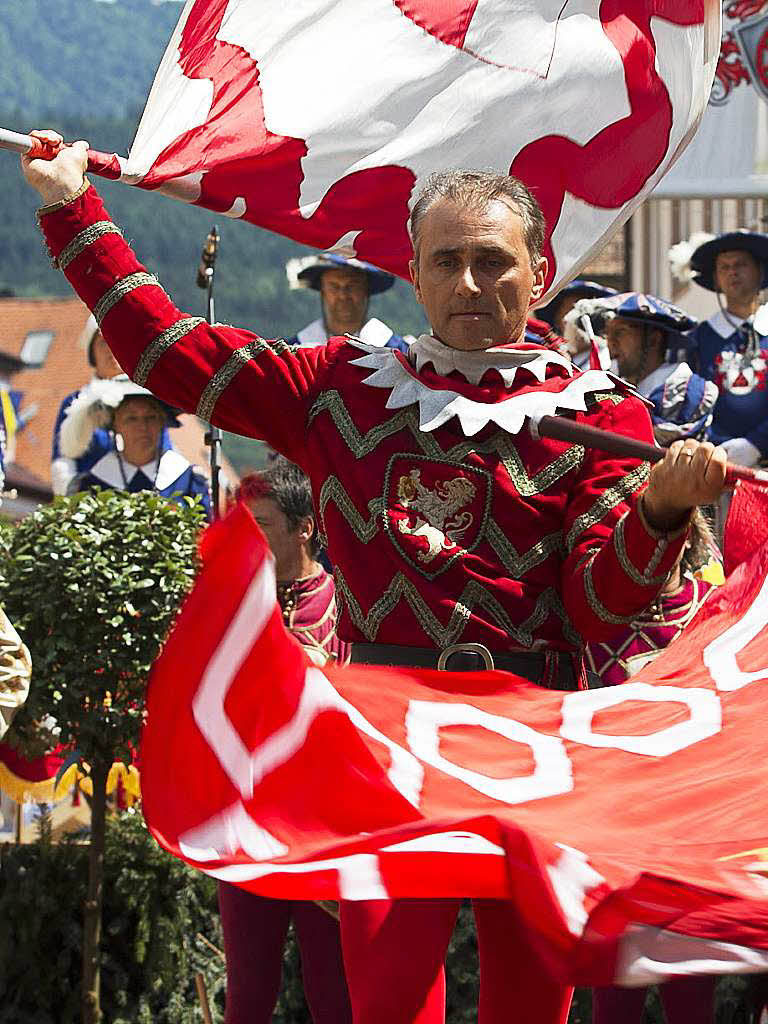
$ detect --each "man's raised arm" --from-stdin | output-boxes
[22,131,332,468]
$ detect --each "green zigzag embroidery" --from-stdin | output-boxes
[318,477,386,543]
[309,390,585,495]
[319,475,565,586]
[334,567,578,648]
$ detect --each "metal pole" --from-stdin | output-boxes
[197,227,222,519]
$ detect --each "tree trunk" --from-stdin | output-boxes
[82,758,109,1024]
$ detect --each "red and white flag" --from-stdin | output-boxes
[99,1,721,300]
[143,497,768,987]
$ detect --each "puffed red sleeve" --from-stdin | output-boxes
[36,183,335,467]
[562,393,689,642]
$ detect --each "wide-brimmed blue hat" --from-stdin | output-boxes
[286,253,395,295]
[593,292,697,334]
[690,231,768,292]
[537,280,618,327]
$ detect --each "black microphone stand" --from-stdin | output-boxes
[197,226,222,519]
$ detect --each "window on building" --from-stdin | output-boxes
[20,330,54,367]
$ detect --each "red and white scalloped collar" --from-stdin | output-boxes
[347,334,621,437]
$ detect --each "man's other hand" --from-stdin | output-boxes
[643,440,727,531]
[20,129,89,206]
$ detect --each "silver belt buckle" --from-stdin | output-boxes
[437,642,495,671]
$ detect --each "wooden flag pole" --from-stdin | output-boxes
[535,415,768,490]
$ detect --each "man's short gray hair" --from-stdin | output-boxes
[409,170,546,268]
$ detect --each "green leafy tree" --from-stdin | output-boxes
[0,489,204,1024]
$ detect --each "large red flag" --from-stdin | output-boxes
[143,499,768,987]
[94,0,720,300]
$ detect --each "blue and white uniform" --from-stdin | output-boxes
[686,311,768,456]
[637,361,718,446]
[74,449,211,519]
[51,387,172,496]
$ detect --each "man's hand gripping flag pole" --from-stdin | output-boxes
[0,126,122,180]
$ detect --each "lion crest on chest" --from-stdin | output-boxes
[384,455,491,578]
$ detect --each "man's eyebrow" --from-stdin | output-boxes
[430,244,511,260]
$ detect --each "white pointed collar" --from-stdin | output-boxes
[89,449,191,491]
[348,334,618,437]
[407,333,574,385]
[707,309,747,339]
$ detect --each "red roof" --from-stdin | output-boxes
[1,296,237,492]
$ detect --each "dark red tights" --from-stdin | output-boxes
[218,883,352,1024]
[340,897,573,1024]
[592,976,717,1024]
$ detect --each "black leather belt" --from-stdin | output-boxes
[351,642,578,690]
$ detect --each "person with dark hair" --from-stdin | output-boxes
[580,293,719,445]
[286,251,410,353]
[23,139,731,1024]
[218,457,351,1024]
[236,458,349,667]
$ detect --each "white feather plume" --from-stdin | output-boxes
[58,378,126,458]
[285,256,318,290]
[668,232,715,284]
[562,297,618,344]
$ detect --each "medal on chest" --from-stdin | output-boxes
[714,347,768,395]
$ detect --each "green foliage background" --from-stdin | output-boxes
[0,490,203,762]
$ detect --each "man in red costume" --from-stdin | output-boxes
[22,132,728,1024]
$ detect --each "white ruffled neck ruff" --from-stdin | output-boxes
[347,334,618,437]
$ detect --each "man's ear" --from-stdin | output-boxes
[529,255,548,304]
[298,515,315,545]
[409,257,422,304]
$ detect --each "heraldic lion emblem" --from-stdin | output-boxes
[396,468,476,564]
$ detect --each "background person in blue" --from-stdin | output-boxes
[50,316,172,496]
[59,375,211,519]
[580,292,718,445]
[285,252,410,353]
[681,230,768,468]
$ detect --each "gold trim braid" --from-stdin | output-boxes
[318,477,385,544]
[93,272,158,326]
[582,555,638,625]
[612,513,669,587]
[133,318,206,387]
[57,221,123,271]
[36,179,90,218]
[334,567,576,648]
[196,339,269,421]
[566,462,649,553]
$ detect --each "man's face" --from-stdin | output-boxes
[605,317,647,381]
[91,333,122,380]
[113,397,165,460]
[320,267,369,336]
[247,496,303,580]
[714,250,762,304]
[409,198,547,350]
